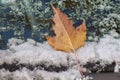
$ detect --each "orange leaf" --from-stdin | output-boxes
[46,5,86,52]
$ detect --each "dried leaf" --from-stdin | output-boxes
[46,5,86,52]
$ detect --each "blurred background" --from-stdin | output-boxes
[0,0,120,49]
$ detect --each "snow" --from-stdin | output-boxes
[1,0,16,4]
[96,35,120,62]
[0,33,120,80]
[99,4,112,10]
[0,68,83,80]
[114,62,120,73]
[4,39,68,66]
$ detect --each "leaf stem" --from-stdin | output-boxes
[72,49,85,79]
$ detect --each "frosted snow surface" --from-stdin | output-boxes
[0,68,81,80]
[0,34,120,80]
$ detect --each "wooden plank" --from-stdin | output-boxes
[89,73,120,80]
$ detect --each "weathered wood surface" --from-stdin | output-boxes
[89,73,120,80]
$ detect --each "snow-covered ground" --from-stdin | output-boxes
[0,31,120,80]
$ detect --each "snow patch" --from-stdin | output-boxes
[1,34,120,66]
[0,68,81,80]
[0,34,120,79]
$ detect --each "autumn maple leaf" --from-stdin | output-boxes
[46,5,86,52]
[46,5,87,78]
